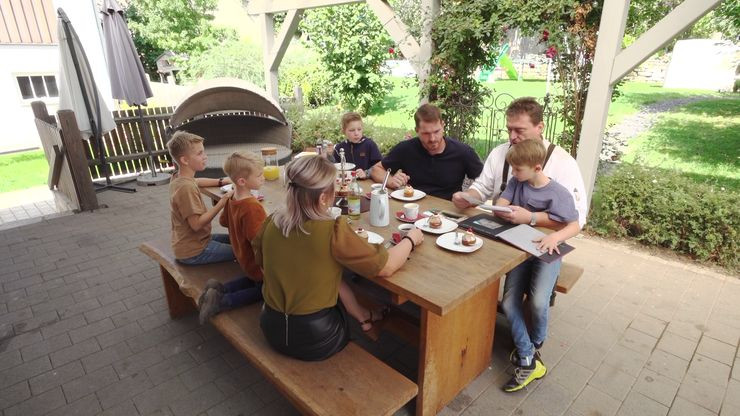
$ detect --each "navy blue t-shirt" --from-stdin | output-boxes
[381,137,483,200]
[333,137,383,171]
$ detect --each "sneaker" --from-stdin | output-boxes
[502,358,547,392]
[199,288,223,325]
[198,279,225,308]
[508,344,542,367]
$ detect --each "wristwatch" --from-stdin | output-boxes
[529,212,537,226]
[218,178,224,187]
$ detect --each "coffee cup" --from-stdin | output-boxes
[328,207,342,219]
[398,224,415,237]
[403,203,419,220]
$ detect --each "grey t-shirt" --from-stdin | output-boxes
[500,177,579,223]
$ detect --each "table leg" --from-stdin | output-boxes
[416,279,499,416]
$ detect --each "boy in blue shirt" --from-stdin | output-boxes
[495,139,580,392]
[333,112,382,179]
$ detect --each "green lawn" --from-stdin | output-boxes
[366,77,718,130]
[0,150,48,193]
[622,97,739,191]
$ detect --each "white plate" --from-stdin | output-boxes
[436,232,483,253]
[220,184,233,192]
[365,231,384,245]
[390,189,426,201]
[414,217,458,234]
[335,162,356,171]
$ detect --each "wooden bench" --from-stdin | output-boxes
[556,263,583,294]
[139,239,417,416]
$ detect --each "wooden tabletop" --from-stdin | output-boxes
[202,174,528,316]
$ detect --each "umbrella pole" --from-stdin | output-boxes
[138,105,157,177]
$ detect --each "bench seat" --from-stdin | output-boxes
[140,239,417,416]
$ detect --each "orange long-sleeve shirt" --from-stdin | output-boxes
[219,196,266,280]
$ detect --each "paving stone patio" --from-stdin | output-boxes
[0,184,737,416]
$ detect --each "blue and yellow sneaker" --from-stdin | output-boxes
[502,355,547,392]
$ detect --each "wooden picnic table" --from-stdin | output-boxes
[202,172,529,416]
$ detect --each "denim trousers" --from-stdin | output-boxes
[177,234,235,265]
[501,257,562,360]
[221,276,263,309]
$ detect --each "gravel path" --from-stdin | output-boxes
[600,95,711,163]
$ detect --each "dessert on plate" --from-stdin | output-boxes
[428,213,442,229]
[355,228,369,239]
[403,185,414,197]
[462,229,477,246]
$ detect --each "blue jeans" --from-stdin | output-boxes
[177,234,235,265]
[501,257,561,361]
[221,276,263,309]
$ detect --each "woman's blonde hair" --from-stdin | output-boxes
[272,156,336,237]
[223,151,263,181]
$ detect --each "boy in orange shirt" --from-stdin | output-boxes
[198,151,266,323]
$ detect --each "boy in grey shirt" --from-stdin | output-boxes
[495,140,580,392]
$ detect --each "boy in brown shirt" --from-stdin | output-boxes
[198,151,266,323]
[167,131,234,265]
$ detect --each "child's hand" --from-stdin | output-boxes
[220,190,234,204]
[533,233,560,255]
[354,168,367,179]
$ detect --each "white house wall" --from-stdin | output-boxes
[0,45,60,153]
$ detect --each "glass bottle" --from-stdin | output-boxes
[347,171,361,220]
[261,147,279,181]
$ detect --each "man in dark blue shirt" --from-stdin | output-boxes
[369,104,483,200]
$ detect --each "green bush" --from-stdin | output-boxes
[287,107,405,154]
[588,163,739,270]
[280,47,336,107]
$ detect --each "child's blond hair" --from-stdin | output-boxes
[506,140,546,168]
[223,151,264,182]
[166,131,204,165]
[341,112,363,131]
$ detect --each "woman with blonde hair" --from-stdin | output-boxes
[254,155,423,361]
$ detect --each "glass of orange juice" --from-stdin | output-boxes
[261,147,280,181]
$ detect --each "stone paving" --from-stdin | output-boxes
[0,184,737,416]
[0,187,74,230]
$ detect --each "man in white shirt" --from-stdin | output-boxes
[452,97,588,229]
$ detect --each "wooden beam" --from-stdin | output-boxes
[261,13,279,101]
[575,0,631,200]
[268,9,304,71]
[248,0,362,15]
[366,0,421,74]
[610,0,722,84]
[418,0,440,103]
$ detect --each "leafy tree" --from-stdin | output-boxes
[125,0,235,75]
[300,4,393,113]
[183,39,263,84]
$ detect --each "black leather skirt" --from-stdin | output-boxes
[260,302,349,361]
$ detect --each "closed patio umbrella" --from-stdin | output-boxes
[101,0,169,186]
[57,8,135,193]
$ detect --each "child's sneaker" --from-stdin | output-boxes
[198,288,223,325]
[502,355,547,393]
[198,279,225,308]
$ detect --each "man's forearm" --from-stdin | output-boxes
[369,164,386,183]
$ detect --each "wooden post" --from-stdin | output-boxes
[418,0,440,103]
[261,13,279,102]
[160,266,196,319]
[31,101,56,125]
[57,110,100,211]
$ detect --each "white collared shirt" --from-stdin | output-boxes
[469,139,589,228]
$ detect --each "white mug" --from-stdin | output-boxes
[403,203,419,220]
[398,224,415,237]
[328,207,342,219]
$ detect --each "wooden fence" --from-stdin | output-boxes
[86,106,175,179]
